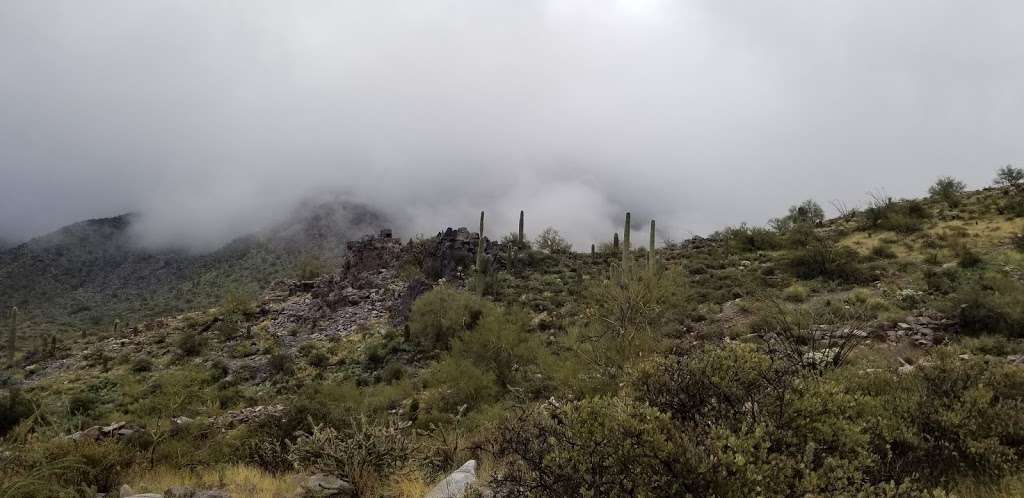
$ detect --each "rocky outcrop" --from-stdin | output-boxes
[70,421,142,442]
[882,313,953,347]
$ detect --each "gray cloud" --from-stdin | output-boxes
[1,0,1021,249]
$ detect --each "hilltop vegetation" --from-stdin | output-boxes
[1,167,1024,497]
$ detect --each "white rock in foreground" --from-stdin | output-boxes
[425,460,477,498]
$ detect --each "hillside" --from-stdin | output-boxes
[0,200,388,336]
[2,170,1024,498]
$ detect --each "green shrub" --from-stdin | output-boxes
[955,244,984,268]
[785,236,866,283]
[1011,233,1024,252]
[717,224,783,252]
[267,351,294,376]
[923,267,959,295]
[536,227,572,254]
[782,283,810,302]
[221,286,257,317]
[770,200,826,231]
[862,198,931,233]
[628,343,792,428]
[491,397,704,498]
[870,243,898,260]
[288,418,413,494]
[175,331,205,357]
[424,357,500,413]
[408,287,496,350]
[449,309,551,391]
[0,388,34,437]
[129,356,153,373]
[929,176,967,208]
[953,276,1024,337]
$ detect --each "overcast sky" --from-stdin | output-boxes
[1,0,1021,249]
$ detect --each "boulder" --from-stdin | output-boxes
[299,474,354,497]
[164,486,195,498]
[193,491,230,498]
[425,460,477,498]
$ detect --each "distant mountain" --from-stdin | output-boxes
[0,199,387,335]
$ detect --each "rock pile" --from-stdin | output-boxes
[882,313,953,347]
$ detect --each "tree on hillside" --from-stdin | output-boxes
[929,176,967,208]
[994,165,1024,193]
[770,200,825,232]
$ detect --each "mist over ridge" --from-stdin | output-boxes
[1,0,1021,250]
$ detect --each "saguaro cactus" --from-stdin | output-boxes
[591,244,596,258]
[613,233,620,252]
[648,219,656,272]
[477,211,486,272]
[6,306,17,366]
[518,210,525,245]
[622,212,632,268]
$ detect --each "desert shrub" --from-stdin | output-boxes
[294,254,328,280]
[785,235,866,283]
[906,351,1024,481]
[628,343,793,428]
[1,438,137,495]
[175,331,205,357]
[923,267,959,295]
[953,275,1024,337]
[862,197,931,233]
[782,283,809,302]
[221,286,257,317]
[535,227,571,254]
[0,388,35,437]
[955,244,984,268]
[448,309,551,392]
[870,243,898,260]
[994,165,1024,192]
[929,176,967,208]
[129,356,153,373]
[770,200,826,231]
[408,287,496,351]
[1011,233,1024,252]
[288,418,413,492]
[717,224,783,252]
[423,357,500,414]
[490,397,704,498]
[267,351,294,376]
[305,347,329,368]
[576,267,689,379]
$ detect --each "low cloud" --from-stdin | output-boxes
[1,1,1021,249]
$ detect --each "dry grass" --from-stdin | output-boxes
[951,475,1024,498]
[125,464,302,498]
[387,470,432,498]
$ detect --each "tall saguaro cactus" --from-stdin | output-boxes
[477,211,486,272]
[622,212,632,268]
[518,210,525,245]
[648,219,656,272]
[6,306,17,367]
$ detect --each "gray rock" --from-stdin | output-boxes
[193,491,231,498]
[425,460,477,498]
[300,474,354,497]
[119,484,135,498]
[164,486,195,498]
